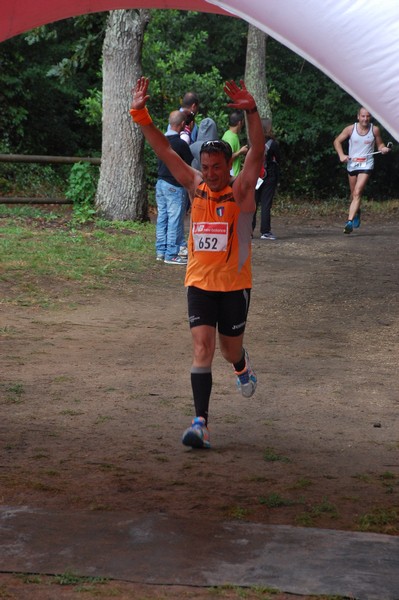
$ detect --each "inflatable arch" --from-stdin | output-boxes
[1,0,399,139]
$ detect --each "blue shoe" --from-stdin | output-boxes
[353,209,361,228]
[344,220,353,234]
[182,417,210,449]
[235,349,257,398]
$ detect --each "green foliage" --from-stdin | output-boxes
[23,26,58,45]
[143,11,228,123]
[0,17,103,155]
[140,10,243,192]
[267,38,397,198]
[65,162,98,223]
[0,160,67,197]
[76,86,102,126]
[1,9,398,203]
[143,11,246,117]
[182,12,248,78]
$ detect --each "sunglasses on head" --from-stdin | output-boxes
[200,140,232,159]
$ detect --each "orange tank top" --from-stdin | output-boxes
[184,181,253,291]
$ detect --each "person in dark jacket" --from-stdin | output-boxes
[252,118,280,240]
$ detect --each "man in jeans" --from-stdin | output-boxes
[156,110,193,265]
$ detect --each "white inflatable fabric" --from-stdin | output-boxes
[206,0,399,139]
[1,0,399,139]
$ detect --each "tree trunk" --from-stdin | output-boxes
[245,24,271,120]
[96,9,150,221]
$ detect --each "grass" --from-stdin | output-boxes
[351,471,398,495]
[0,325,17,336]
[51,571,109,586]
[7,574,299,599]
[208,584,280,597]
[295,498,339,527]
[291,477,313,490]
[358,508,399,534]
[351,473,372,483]
[225,505,251,520]
[1,382,25,404]
[259,493,297,508]
[5,382,24,395]
[0,205,156,306]
[380,471,396,481]
[263,447,291,463]
[60,409,85,417]
[1,198,398,307]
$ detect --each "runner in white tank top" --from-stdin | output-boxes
[347,122,375,173]
[333,107,391,234]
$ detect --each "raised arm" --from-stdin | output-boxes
[223,80,264,212]
[130,77,199,193]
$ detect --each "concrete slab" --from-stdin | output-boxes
[1,506,398,599]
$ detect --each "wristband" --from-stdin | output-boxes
[129,107,153,126]
[246,106,258,114]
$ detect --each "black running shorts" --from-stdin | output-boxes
[187,286,251,337]
[348,169,373,176]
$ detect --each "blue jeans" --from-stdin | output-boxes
[155,179,186,260]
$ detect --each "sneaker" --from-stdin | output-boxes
[343,220,353,234]
[353,209,361,229]
[234,349,257,398]
[164,256,188,265]
[156,254,164,261]
[178,246,188,258]
[260,232,276,240]
[182,417,210,449]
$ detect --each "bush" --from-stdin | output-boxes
[65,162,99,223]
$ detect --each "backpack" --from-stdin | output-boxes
[256,140,272,188]
[263,138,281,181]
[258,139,273,179]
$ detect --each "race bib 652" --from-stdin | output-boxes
[192,222,228,252]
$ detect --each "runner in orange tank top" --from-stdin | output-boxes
[185,180,253,292]
[130,77,264,449]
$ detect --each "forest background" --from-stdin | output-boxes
[0,8,398,217]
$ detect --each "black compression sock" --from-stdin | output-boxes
[191,368,212,425]
[233,349,246,373]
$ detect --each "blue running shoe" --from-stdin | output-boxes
[353,209,361,228]
[182,416,210,449]
[235,349,257,398]
[344,220,353,234]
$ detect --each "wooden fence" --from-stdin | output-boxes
[0,154,100,204]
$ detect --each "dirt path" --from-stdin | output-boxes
[1,215,398,599]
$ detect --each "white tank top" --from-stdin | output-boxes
[348,123,375,172]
